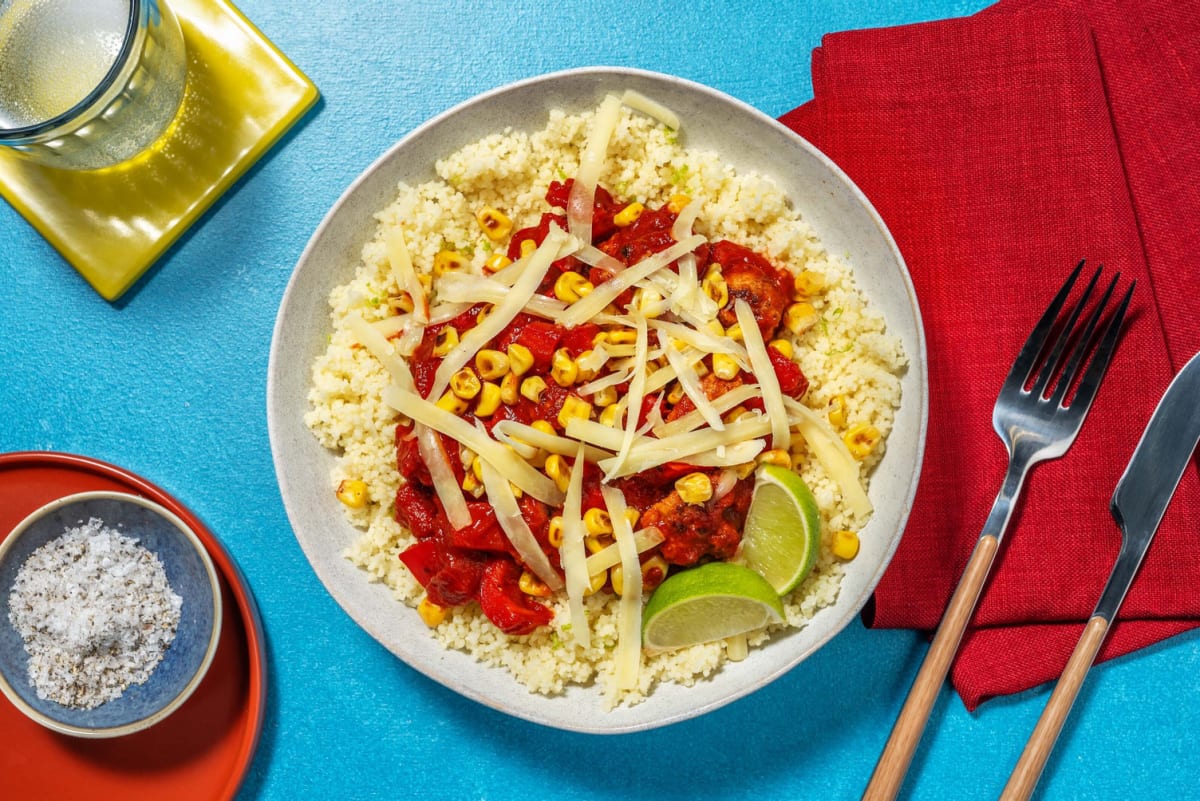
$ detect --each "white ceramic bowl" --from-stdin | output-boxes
[268,67,927,733]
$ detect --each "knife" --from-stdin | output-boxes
[1000,350,1200,801]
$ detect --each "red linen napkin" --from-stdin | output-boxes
[780,0,1200,710]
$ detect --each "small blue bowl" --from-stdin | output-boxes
[0,490,222,738]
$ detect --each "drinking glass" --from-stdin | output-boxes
[0,0,187,170]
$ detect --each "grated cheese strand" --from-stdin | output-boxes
[557,234,706,328]
[382,384,565,505]
[658,330,725,431]
[568,94,622,244]
[480,460,563,592]
[603,313,649,479]
[560,444,591,648]
[601,485,642,691]
[344,312,471,529]
[735,299,790,450]
[492,419,614,463]
[786,398,873,517]
[584,527,665,576]
[621,89,679,130]
[385,226,428,322]
[653,383,761,438]
[431,225,568,398]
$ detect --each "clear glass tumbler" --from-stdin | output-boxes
[0,0,187,170]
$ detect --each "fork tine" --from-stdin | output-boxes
[1062,278,1135,414]
[1030,264,1102,398]
[1047,270,1120,407]
[1004,259,1086,392]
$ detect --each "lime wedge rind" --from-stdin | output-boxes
[740,464,821,595]
[642,562,784,651]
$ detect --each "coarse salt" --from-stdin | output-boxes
[6,517,183,709]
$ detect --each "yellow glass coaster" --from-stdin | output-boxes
[0,0,320,301]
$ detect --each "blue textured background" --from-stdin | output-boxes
[4,1,1198,799]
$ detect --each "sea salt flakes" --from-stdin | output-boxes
[7,518,183,709]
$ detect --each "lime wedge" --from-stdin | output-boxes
[740,463,821,595]
[642,562,785,650]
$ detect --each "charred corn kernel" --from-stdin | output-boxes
[518,570,552,598]
[725,323,744,342]
[520,375,547,403]
[592,385,618,408]
[793,269,826,298]
[470,456,484,483]
[633,286,664,317]
[519,239,537,258]
[544,454,570,493]
[474,382,502,417]
[417,597,446,627]
[624,507,640,529]
[547,516,564,548]
[461,471,481,494]
[388,292,415,314]
[554,271,594,303]
[584,507,613,536]
[724,405,751,423]
[436,391,469,415]
[433,250,468,276]
[667,381,686,405]
[675,472,713,505]
[613,201,645,227]
[827,394,849,428]
[336,479,369,508]
[506,343,534,376]
[474,349,510,380]
[500,372,520,405]
[610,563,626,596]
[831,530,860,560]
[712,352,740,380]
[550,349,578,387]
[558,396,593,429]
[585,533,613,554]
[599,403,623,428]
[476,305,492,326]
[768,338,794,360]
[702,271,729,307]
[433,326,460,356]
[667,193,691,214]
[844,423,881,459]
[704,319,726,338]
[757,448,792,468]
[606,329,637,346]
[733,461,758,480]
[475,206,513,242]
[484,252,513,273]
[640,555,669,592]
[530,420,556,437]
[585,569,608,595]
[449,368,482,400]
[783,302,819,336]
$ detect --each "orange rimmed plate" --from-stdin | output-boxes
[0,452,266,801]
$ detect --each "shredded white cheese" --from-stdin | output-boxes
[560,445,591,647]
[736,299,790,451]
[480,460,563,591]
[601,485,642,690]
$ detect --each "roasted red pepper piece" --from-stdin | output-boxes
[559,323,600,357]
[397,540,440,587]
[512,320,563,372]
[767,344,809,398]
[426,549,486,607]
[395,483,441,539]
[478,559,554,635]
[442,502,511,553]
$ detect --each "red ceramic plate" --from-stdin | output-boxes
[0,452,266,800]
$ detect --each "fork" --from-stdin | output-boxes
[862,260,1134,801]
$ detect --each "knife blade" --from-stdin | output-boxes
[1097,349,1200,621]
[1001,350,1200,801]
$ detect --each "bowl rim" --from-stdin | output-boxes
[0,489,224,738]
